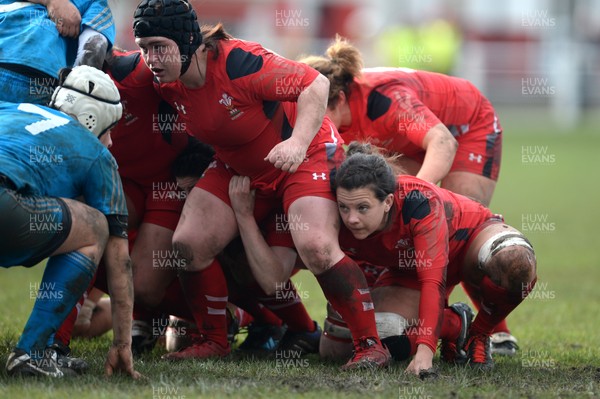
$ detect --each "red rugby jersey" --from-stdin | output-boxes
[342,67,489,158]
[155,39,333,184]
[106,49,190,186]
[338,175,492,352]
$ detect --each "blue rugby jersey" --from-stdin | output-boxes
[0,101,126,218]
[0,0,115,78]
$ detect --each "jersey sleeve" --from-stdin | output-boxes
[373,84,443,148]
[402,188,448,354]
[79,0,116,46]
[82,149,128,220]
[225,41,319,102]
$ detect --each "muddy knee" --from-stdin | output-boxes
[479,232,536,295]
[171,238,195,266]
[296,240,335,273]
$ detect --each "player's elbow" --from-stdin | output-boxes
[304,74,330,107]
[433,125,458,153]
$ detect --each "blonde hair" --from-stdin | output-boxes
[299,35,363,109]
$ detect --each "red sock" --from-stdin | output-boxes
[470,276,536,336]
[248,302,282,326]
[230,290,282,327]
[234,307,254,328]
[440,308,461,342]
[316,256,378,347]
[461,281,511,335]
[178,260,229,348]
[54,298,82,346]
[491,319,510,335]
[253,281,314,332]
[158,280,194,321]
[132,303,157,322]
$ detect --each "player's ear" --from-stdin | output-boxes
[384,194,394,212]
[57,68,73,85]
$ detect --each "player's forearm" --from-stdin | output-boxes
[415,277,445,354]
[291,74,330,148]
[416,124,457,184]
[74,28,109,69]
[235,214,288,294]
[103,236,134,347]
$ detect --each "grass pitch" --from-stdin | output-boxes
[1,108,599,398]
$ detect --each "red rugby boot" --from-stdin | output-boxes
[341,336,391,370]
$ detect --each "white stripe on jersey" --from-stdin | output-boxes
[87,7,112,31]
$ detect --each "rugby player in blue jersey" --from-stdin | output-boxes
[0,65,140,379]
[0,0,115,103]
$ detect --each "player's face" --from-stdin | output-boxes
[136,36,181,83]
[336,187,393,239]
[99,131,113,148]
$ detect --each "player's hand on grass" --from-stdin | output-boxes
[229,176,256,217]
[104,343,142,379]
[405,344,434,377]
[47,0,81,38]
[265,137,308,173]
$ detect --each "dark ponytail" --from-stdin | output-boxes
[331,141,398,201]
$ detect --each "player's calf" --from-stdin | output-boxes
[466,230,537,370]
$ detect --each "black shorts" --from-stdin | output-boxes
[0,185,72,267]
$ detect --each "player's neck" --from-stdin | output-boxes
[181,51,207,89]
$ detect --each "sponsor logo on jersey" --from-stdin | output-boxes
[312,172,326,180]
[469,153,483,163]
[395,237,413,249]
[174,102,186,115]
[219,93,243,120]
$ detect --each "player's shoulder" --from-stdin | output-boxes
[396,176,445,220]
[0,102,71,126]
[105,49,154,88]
[220,39,273,81]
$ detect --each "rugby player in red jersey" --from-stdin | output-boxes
[52,48,210,357]
[105,48,195,353]
[171,145,326,356]
[132,0,389,368]
[300,36,501,208]
[302,37,518,355]
[326,142,536,374]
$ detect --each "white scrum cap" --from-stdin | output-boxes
[50,65,122,137]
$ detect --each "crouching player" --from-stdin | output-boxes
[0,66,139,379]
[322,143,536,375]
[171,146,322,356]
